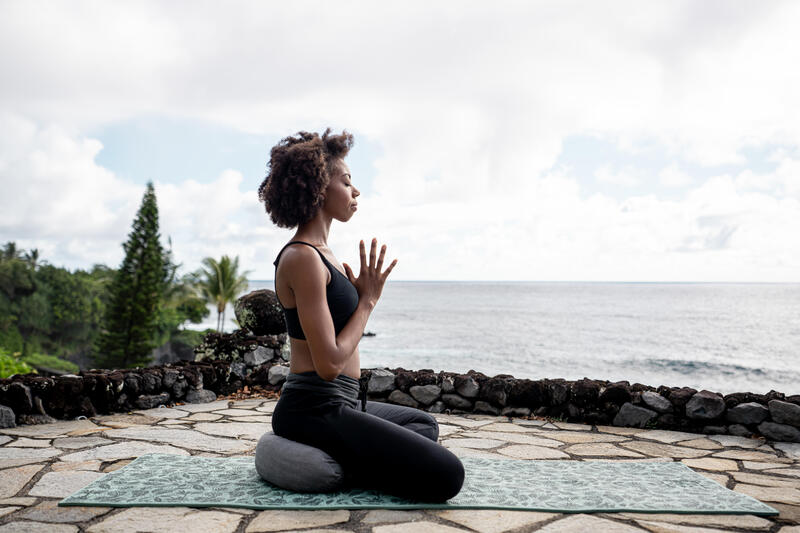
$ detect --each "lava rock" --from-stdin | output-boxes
[454,376,479,398]
[758,421,800,442]
[480,378,508,407]
[570,379,601,407]
[769,400,800,427]
[141,372,161,393]
[685,390,726,420]
[599,381,631,405]
[161,369,179,389]
[123,374,142,396]
[442,393,473,410]
[234,289,286,335]
[8,382,33,413]
[728,424,752,437]
[368,369,395,394]
[135,392,171,410]
[508,379,549,408]
[185,389,217,403]
[613,402,657,428]
[501,406,531,417]
[702,425,727,435]
[229,361,248,381]
[641,391,673,414]
[171,378,188,399]
[474,400,501,415]
[668,387,698,409]
[0,404,15,428]
[409,385,441,406]
[388,390,419,408]
[268,365,290,386]
[244,346,273,367]
[427,401,446,414]
[548,380,570,405]
[726,402,769,425]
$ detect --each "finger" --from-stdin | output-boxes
[359,240,367,272]
[369,238,377,269]
[382,259,398,281]
[343,263,355,283]
[376,244,386,271]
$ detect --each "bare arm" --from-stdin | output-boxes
[288,239,396,381]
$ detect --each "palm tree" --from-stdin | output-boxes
[195,255,252,333]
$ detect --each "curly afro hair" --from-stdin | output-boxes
[258,128,355,228]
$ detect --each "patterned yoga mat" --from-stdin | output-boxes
[58,453,778,515]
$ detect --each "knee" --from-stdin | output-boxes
[417,412,439,442]
[415,450,465,502]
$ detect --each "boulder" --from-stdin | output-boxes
[480,378,508,406]
[427,401,446,414]
[368,369,395,394]
[501,406,531,417]
[726,402,769,425]
[185,389,217,404]
[454,376,479,398]
[685,390,726,420]
[613,402,657,428]
[268,365,290,386]
[442,393,473,410]
[243,346,272,367]
[668,387,697,409]
[0,404,16,428]
[641,391,673,414]
[758,421,800,442]
[135,392,171,410]
[388,390,418,408]
[769,400,800,427]
[570,379,600,407]
[599,381,631,405]
[508,379,549,408]
[234,289,285,335]
[409,385,441,406]
[728,424,752,437]
[474,401,501,415]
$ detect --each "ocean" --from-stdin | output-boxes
[201,281,800,396]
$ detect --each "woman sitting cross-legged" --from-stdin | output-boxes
[255,128,465,502]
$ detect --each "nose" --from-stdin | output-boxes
[353,187,360,197]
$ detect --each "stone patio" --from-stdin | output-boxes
[1,398,799,532]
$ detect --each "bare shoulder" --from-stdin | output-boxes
[279,244,327,284]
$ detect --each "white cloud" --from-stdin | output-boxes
[1,1,800,280]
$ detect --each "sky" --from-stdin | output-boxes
[1,1,799,282]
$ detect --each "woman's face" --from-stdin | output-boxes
[322,159,360,222]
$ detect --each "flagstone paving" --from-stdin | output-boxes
[1,398,799,532]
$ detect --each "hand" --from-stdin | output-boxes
[342,238,397,310]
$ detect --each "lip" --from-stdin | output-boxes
[351,204,358,211]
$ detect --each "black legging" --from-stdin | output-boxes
[272,371,465,502]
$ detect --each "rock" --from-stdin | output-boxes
[134,392,171,410]
[234,289,285,335]
[8,382,33,413]
[758,421,800,442]
[388,390,418,408]
[474,401,501,415]
[613,402,657,428]
[685,390,726,420]
[16,414,57,425]
[29,470,106,498]
[229,361,247,381]
[0,404,16,428]
[728,424,752,437]
[508,379,549,407]
[171,378,187,399]
[501,406,531,417]
[548,380,569,405]
[480,378,508,406]
[243,346,272,367]
[440,376,455,393]
[409,385,441,406]
[427,401,446,414]
[442,393,473,410]
[702,425,727,435]
[185,389,217,404]
[267,365,290,385]
[641,391,672,414]
[769,400,800,427]
[599,381,631,405]
[454,376,479,398]
[368,369,396,394]
[726,402,769,425]
[668,387,697,408]
[570,379,600,407]
[161,369,179,388]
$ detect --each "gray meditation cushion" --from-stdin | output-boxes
[255,432,344,492]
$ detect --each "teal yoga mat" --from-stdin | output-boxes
[58,453,778,515]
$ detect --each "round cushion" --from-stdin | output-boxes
[255,432,344,492]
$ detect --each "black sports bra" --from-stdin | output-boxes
[273,241,359,340]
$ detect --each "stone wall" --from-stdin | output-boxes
[2,350,800,442]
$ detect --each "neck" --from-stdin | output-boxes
[293,211,333,247]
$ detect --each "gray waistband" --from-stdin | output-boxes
[281,371,359,405]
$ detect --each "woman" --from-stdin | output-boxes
[257,128,465,502]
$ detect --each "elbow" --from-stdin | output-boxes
[315,355,341,382]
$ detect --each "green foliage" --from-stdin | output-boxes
[0,347,36,379]
[0,323,24,353]
[94,182,171,369]
[20,351,79,373]
[193,255,251,333]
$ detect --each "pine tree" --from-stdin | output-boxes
[93,181,169,369]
